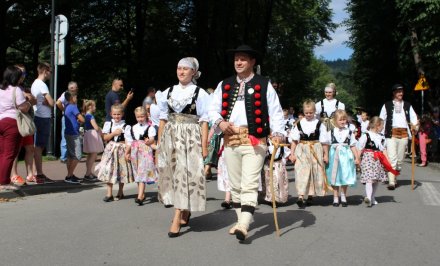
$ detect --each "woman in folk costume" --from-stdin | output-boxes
[157,57,209,238]
[357,116,399,207]
[324,110,360,207]
[289,100,329,207]
[315,83,345,131]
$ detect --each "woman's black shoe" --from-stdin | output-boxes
[221,201,232,209]
[103,196,114,202]
[296,198,305,207]
[168,229,181,238]
[333,202,340,207]
[306,196,313,206]
[180,211,191,227]
[135,196,145,206]
[341,201,348,207]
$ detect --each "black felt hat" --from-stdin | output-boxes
[392,84,404,91]
[227,45,261,61]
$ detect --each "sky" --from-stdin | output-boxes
[314,0,353,61]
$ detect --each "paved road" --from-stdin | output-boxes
[1,159,439,266]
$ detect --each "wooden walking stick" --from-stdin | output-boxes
[411,129,416,190]
[269,141,290,237]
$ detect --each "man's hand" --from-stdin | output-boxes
[219,121,235,135]
[25,92,37,105]
[289,154,297,163]
[126,91,134,101]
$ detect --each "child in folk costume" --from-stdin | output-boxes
[289,100,329,207]
[96,104,133,202]
[125,107,157,206]
[324,110,360,207]
[217,138,232,209]
[357,116,399,207]
[262,137,290,205]
[82,99,104,181]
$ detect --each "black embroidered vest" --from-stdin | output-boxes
[320,99,339,118]
[365,132,384,151]
[384,100,411,138]
[331,129,351,145]
[297,121,321,141]
[220,75,270,138]
[167,86,201,115]
[130,125,150,140]
[109,121,126,142]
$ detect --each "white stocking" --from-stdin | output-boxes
[365,183,373,201]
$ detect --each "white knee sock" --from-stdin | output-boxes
[333,196,339,203]
[340,192,347,202]
[234,208,241,223]
[365,183,373,201]
[372,183,378,204]
[240,212,253,230]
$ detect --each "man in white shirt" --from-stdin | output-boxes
[31,62,55,184]
[209,45,285,241]
[315,83,345,130]
[379,84,418,190]
[56,81,79,163]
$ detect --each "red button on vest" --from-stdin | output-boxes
[255,101,261,107]
[255,118,262,124]
[255,109,261,116]
[224,84,231,90]
[254,93,261,99]
[222,102,228,108]
[255,84,261,91]
[257,127,263,134]
[221,110,227,117]
[222,93,229,99]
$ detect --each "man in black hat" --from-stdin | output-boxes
[379,84,418,190]
[209,45,285,241]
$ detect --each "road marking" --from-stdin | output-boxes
[420,182,440,206]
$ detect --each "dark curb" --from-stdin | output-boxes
[0,182,103,201]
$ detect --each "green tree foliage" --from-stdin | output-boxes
[347,0,440,114]
[2,0,336,121]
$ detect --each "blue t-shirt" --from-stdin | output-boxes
[105,90,121,121]
[64,104,81,136]
[85,113,95,130]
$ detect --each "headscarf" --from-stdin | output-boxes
[177,57,201,84]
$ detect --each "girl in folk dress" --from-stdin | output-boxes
[217,139,232,209]
[124,107,157,206]
[82,99,104,181]
[289,100,329,207]
[262,137,290,205]
[157,57,209,237]
[357,116,398,207]
[324,110,360,207]
[96,104,133,202]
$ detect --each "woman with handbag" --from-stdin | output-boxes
[0,66,32,191]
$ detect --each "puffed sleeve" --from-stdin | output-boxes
[124,125,133,144]
[208,81,223,125]
[289,123,300,141]
[102,121,112,134]
[321,129,331,145]
[148,126,157,138]
[319,123,328,143]
[266,82,286,136]
[357,134,367,150]
[349,131,358,146]
[157,89,169,120]
[339,101,345,110]
[315,101,322,118]
[196,88,209,122]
